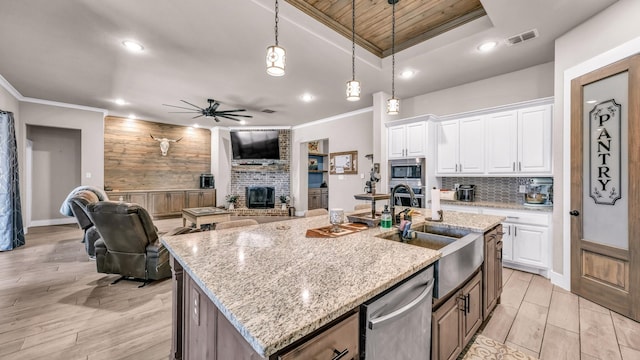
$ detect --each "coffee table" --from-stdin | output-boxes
[182,207,231,229]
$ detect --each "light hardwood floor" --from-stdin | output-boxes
[2,221,640,359]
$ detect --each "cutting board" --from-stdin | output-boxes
[305,223,369,238]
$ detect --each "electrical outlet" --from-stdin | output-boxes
[519,185,527,193]
[360,173,365,179]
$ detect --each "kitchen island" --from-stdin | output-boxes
[161,210,504,360]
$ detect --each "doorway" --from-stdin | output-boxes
[570,54,640,320]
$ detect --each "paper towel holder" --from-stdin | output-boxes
[425,210,443,222]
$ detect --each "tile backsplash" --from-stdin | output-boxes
[440,177,551,204]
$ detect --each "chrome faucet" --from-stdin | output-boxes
[390,183,416,225]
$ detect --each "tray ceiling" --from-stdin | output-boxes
[286,0,486,57]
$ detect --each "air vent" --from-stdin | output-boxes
[506,29,538,46]
[261,109,276,113]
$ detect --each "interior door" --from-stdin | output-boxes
[570,54,640,320]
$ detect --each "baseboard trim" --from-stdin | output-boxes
[29,218,77,227]
[550,270,570,291]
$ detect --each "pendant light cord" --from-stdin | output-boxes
[391,0,396,98]
[274,0,280,46]
[351,0,356,81]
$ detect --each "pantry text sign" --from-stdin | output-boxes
[589,99,621,205]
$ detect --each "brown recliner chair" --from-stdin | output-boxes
[68,190,101,258]
[87,201,195,285]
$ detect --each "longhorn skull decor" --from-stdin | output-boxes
[150,134,182,156]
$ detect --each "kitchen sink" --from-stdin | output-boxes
[376,225,484,299]
[377,231,459,251]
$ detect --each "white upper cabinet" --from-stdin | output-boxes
[485,105,552,175]
[518,105,552,173]
[485,111,518,173]
[436,120,459,173]
[436,116,485,174]
[435,100,553,177]
[388,121,426,159]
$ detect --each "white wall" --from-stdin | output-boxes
[19,102,104,226]
[399,62,554,118]
[552,0,640,287]
[292,109,374,213]
[27,125,81,222]
[211,127,232,206]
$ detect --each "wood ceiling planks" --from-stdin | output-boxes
[285,0,486,57]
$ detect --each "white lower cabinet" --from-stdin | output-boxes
[483,209,550,275]
[440,205,551,276]
[502,222,548,269]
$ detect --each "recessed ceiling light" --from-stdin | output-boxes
[122,40,144,52]
[115,99,126,105]
[400,70,415,79]
[128,114,136,120]
[193,124,200,128]
[239,120,247,125]
[477,41,498,52]
[301,93,313,102]
[586,100,598,104]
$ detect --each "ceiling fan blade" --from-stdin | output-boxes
[181,100,205,110]
[217,114,242,122]
[168,111,199,113]
[216,109,247,113]
[211,101,220,112]
[191,114,204,119]
[163,104,199,111]
[218,113,253,118]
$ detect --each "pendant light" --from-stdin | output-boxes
[266,0,286,76]
[386,0,400,115]
[346,0,360,101]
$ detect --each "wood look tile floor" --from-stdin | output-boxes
[482,268,640,360]
[2,220,640,359]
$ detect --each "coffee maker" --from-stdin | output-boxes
[524,178,553,206]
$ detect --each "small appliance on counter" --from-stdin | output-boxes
[199,173,215,189]
[457,185,475,202]
[524,178,553,207]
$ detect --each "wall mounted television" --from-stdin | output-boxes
[230,130,280,160]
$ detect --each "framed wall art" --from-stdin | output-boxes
[329,150,357,175]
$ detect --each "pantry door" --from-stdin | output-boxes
[570,54,640,320]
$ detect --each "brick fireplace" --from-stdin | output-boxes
[229,129,291,216]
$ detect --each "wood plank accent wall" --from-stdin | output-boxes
[104,116,211,190]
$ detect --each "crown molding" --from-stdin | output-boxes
[0,73,108,115]
[292,106,373,129]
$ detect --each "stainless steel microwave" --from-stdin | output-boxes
[391,164,422,179]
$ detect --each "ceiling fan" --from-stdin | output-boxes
[163,99,253,122]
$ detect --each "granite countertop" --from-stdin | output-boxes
[439,199,553,213]
[161,215,440,357]
[422,209,506,232]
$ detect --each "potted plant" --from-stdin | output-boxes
[279,194,290,210]
[225,194,238,210]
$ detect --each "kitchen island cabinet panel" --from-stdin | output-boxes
[483,225,503,319]
[432,271,483,360]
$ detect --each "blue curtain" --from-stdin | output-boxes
[0,111,25,251]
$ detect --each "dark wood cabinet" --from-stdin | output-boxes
[483,225,503,319]
[432,271,483,360]
[278,312,359,360]
[185,189,216,208]
[175,257,358,360]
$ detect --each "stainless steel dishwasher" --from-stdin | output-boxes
[361,265,434,360]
